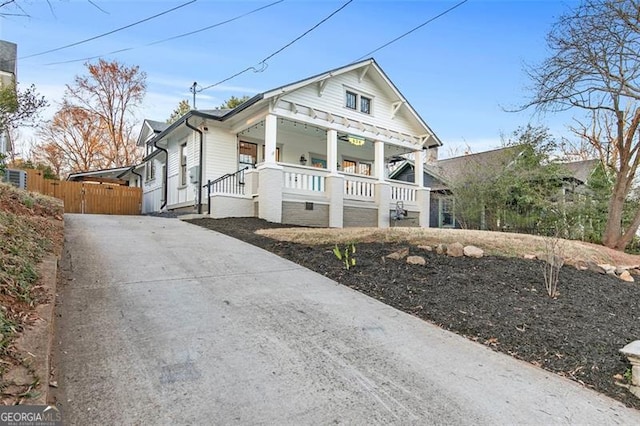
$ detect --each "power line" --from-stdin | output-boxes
[42,0,284,66]
[196,0,353,93]
[20,0,197,59]
[354,0,469,62]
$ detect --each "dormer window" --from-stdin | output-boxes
[360,96,371,114]
[346,91,357,110]
[345,89,372,114]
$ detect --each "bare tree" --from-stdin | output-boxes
[63,59,146,167]
[523,0,640,250]
[36,106,107,175]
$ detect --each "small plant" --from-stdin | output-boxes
[541,232,565,298]
[624,367,633,383]
[333,243,356,270]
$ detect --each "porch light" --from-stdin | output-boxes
[299,155,307,165]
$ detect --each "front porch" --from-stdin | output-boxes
[205,111,431,228]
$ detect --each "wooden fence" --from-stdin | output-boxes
[24,170,142,215]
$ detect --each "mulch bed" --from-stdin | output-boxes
[187,217,640,409]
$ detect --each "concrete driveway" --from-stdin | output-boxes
[54,214,640,425]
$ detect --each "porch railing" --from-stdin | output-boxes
[343,174,375,199]
[283,167,326,193]
[390,182,417,202]
[204,167,248,215]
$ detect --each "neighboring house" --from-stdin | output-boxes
[0,40,17,156]
[390,147,599,229]
[131,58,442,228]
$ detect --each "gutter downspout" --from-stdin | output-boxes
[131,168,143,188]
[185,117,204,214]
[152,139,169,210]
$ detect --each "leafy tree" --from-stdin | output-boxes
[167,99,191,123]
[449,125,567,234]
[522,0,640,250]
[0,81,47,134]
[10,158,58,180]
[220,95,250,109]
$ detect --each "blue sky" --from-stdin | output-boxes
[0,0,578,157]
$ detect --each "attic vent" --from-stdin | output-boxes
[2,169,26,189]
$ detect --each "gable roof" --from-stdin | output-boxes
[434,146,524,183]
[145,58,441,148]
[261,58,441,147]
[561,159,599,184]
[137,119,171,146]
[391,148,600,191]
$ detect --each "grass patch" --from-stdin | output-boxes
[0,183,63,356]
[255,226,637,266]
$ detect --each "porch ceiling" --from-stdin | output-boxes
[237,116,418,161]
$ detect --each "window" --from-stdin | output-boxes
[346,91,357,110]
[439,198,455,228]
[180,143,187,186]
[311,157,327,168]
[358,162,372,176]
[345,89,372,114]
[360,96,371,114]
[342,159,357,174]
[146,160,155,181]
[239,141,258,166]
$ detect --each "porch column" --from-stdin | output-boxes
[375,181,391,228]
[414,149,424,187]
[327,129,338,174]
[257,113,283,223]
[374,140,385,181]
[326,129,343,227]
[264,114,278,164]
[414,148,429,227]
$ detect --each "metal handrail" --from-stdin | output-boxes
[203,167,249,215]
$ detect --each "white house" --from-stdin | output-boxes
[131,58,442,228]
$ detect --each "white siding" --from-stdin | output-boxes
[280,70,423,137]
[203,129,237,183]
[165,135,197,208]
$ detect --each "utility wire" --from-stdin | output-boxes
[354,0,469,62]
[21,0,197,59]
[197,0,353,93]
[42,0,284,66]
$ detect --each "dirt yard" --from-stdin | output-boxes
[187,217,640,410]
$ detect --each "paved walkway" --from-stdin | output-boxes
[54,214,640,425]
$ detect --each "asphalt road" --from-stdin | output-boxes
[53,214,640,425]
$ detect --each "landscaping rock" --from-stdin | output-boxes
[406,256,426,266]
[586,261,606,274]
[599,264,617,275]
[619,270,635,283]
[463,245,484,258]
[523,254,537,260]
[616,266,629,275]
[417,245,432,252]
[435,244,447,255]
[447,242,464,257]
[574,260,589,271]
[386,247,409,260]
